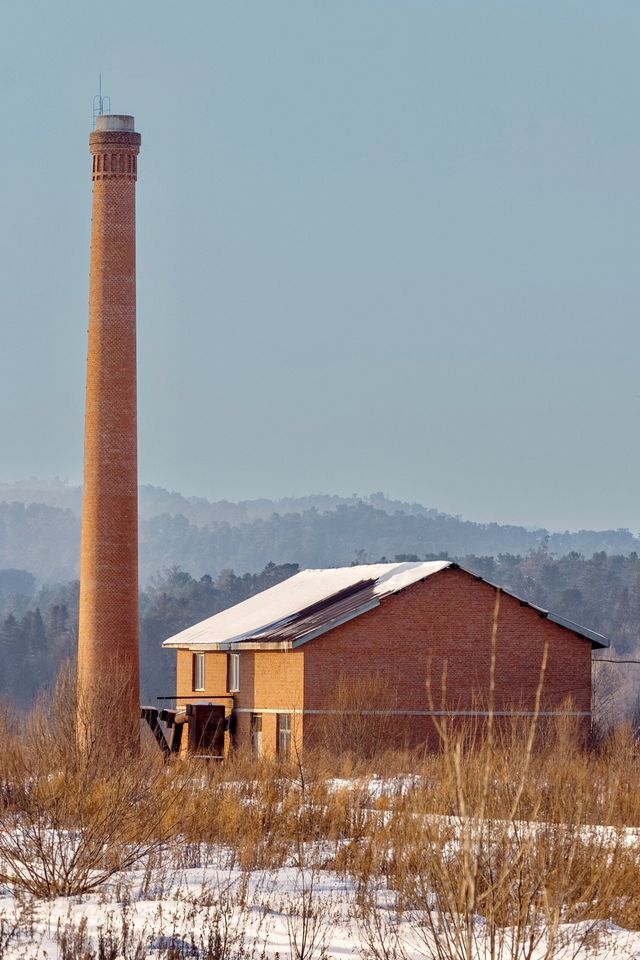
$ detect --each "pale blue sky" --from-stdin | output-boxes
[1,1,638,531]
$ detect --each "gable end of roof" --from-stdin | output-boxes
[450,563,609,649]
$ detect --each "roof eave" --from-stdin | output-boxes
[161,639,293,651]
[452,563,609,649]
[546,612,609,649]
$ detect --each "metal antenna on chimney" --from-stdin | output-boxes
[92,75,111,127]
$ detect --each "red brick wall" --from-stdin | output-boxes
[301,567,591,749]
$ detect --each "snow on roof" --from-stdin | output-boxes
[162,561,451,650]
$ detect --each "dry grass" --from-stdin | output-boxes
[0,651,639,958]
[169,711,640,954]
[0,667,186,898]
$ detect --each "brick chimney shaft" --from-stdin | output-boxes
[78,115,142,747]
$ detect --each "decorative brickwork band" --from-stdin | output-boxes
[78,116,141,752]
[89,130,141,181]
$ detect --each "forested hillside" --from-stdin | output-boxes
[0,562,298,707]
[1,483,637,713]
[1,486,638,584]
[0,482,442,523]
[1,551,638,711]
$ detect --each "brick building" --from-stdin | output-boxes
[161,561,608,757]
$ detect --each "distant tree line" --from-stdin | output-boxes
[0,563,298,707]
[1,495,639,584]
[0,483,442,526]
[1,550,639,711]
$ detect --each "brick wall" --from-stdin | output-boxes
[302,567,591,749]
[176,650,232,754]
[176,648,303,756]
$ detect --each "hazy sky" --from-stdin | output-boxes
[1,1,638,532]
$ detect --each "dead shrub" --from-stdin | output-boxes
[0,667,186,898]
[318,673,399,759]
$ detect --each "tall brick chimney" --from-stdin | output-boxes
[78,115,142,749]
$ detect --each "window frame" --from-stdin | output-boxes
[227,652,240,693]
[192,652,206,692]
[251,713,262,757]
[277,713,292,760]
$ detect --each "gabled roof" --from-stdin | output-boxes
[162,560,609,651]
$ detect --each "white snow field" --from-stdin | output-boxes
[1,833,639,959]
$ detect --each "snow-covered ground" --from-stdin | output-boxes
[1,846,639,959]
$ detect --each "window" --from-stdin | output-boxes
[193,652,205,692]
[227,653,240,693]
[278,713,292,760]
[251,714,262,757]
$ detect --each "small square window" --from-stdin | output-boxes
[193,652,205,692]
[227,653,240,693]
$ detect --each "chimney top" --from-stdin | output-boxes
[95,115,135,132]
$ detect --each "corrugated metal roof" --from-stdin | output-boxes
[162,560,609,651]
[546,612,608,648]
[227,579,382,650]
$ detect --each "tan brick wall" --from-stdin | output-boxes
[253,652,304,709]
[176,649,229,699]
[176,650,234,754]
[251,652,304,755]
[234,652,255,713]
[175,649,303,756]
